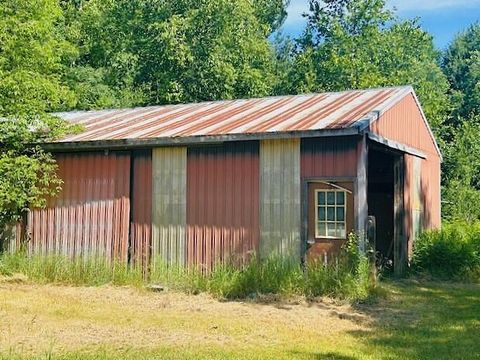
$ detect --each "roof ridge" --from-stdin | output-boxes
[54,85,413,115]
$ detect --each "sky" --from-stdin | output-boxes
[281,0,480,49]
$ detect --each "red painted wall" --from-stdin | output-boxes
[186,141,260,270]
[301,136,359,178]
[130,150,152,269]
[28,152,131,261]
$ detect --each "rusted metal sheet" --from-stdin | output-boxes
[187,142,259,270]
[27,152,131,261]
[151,147,187,266]
[55,87,412,142]
[130,150,152,269]
[260,139,301,259]
[301,137,359,178]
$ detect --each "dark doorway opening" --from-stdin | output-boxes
[368,148,395,269]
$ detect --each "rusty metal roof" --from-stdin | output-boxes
[55,86,413,144]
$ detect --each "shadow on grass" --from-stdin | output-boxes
[349,279,480,359]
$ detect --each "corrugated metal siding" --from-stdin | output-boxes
[56,87,411,142]
[187,142,260,270]
[0,222,23,253]
[260,139,301,259]
[130,150,152,269]
[372,93,441,229]
[301,137,359,178]
[27,152,131,261]
[371,94,440,158]
[151,147,187,266]
[422,157,441,229]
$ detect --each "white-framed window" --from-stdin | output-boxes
[315,189,347,239]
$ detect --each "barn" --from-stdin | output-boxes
[6,86,441,274]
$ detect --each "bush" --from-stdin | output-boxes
[412,222,480,280]
[0,235,374,302]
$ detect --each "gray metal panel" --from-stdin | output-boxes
[260,139,301,260]
[356,135,368,251]
[152,147,187,266]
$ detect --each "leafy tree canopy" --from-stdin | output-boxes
[443,23,480,125]
[62,0,282,109]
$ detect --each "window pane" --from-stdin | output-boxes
[336,192,345,205]
[318,207,326,221]
[317,191,325,205]
[327,223,336,237]
[317,222,326,237]
[327,207,335,221]
[337,223,346,238]
[336,207,345,221]
[327,191,335,205]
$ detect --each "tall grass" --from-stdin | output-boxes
[0,235,374,301]
[412,221,480,281]
[0,252,144,286]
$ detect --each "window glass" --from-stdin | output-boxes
[318,192,325,205]
[327,191,335,205]
[318,207,326,221]
[327,207,335,221]
[336,207,345,221]
[315,189,347,239]
[336,192,345,205]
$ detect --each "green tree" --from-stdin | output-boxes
[63,0,281,108]
[0,0,76,239]
[442,118,480,222]
[280,0,449,130]
[443,23,480,124]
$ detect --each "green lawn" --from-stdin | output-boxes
[0,279,478,359]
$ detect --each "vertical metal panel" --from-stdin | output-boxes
[412,157,423,237]
[152,147,187,266]
[186,142,260,270]
[260,138,301,259]
[27,152,131,261]
[421,157,441,229]
[356,136,368,250]
[130,150,152,269]
[0,222,23,253]
[301,137,358,178]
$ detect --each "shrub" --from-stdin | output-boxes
[412,222,480,280]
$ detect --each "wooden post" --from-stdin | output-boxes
[394,156,407,276]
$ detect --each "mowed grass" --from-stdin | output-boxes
[0,279,479,360]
